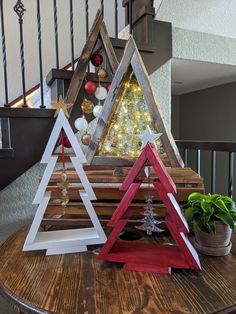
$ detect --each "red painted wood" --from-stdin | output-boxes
[101,241,188,268]
[165,216,201,270]
[144,144,176,194]
[121,143,176,194]
[98,220,127,258]
[153,180,189,233]
[121,149,147,191]
[98,143,201,273]
[123,263,171,274]
[108,182,142,227]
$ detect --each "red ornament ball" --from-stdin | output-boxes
[84,81,96,95]
[91,53,103,67]
[106,83,112,92]
[62,135,72,148]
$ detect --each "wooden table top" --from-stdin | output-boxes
[0,227,236,314]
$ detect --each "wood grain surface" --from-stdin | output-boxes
[0,227,236,314]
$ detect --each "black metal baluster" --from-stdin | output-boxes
[196,149,201,175]
[228,152,234,199]
[85,0,90,72]
[101,0,104,14]
[211,150,216,194]
[184,148,188,167]
[69,0,75,71]
[0,0,9,107]
[115,0,118,38]
[14,0,27,107]
[85,0,89,38]
[37,0,45,108]
[129,0,132,34]
[53,0,59,69]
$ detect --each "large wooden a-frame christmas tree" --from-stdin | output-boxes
[23,105,106,256]
[86,36,184,168]
[97,142,201,274]
[64,9,118,114]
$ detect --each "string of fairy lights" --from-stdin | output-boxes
[98,74,165,158]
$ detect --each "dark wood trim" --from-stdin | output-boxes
[46,69,73,86]
[0,108,55,118]
[130,5,155,26]
[0,281,52,314]
[8,84,40,107]
[215,305,236,314]
[176,141,236,153]
[1,117,10,148]
[111,37,156,52]
[46,69,112,87]
[0,148,14,159]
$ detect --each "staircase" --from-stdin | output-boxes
[0,0,173,190]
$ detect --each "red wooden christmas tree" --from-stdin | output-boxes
[97,143,201,274]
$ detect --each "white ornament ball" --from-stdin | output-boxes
[74,117,88,132]
[93,104,103,118]
[95,86,108,100]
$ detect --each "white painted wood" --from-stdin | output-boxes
[168,193,189,232]
[138,125,162,150]
[33,156,58,204]
[180,232,202,269]
[24,227,106,251]
[23,192,51,250]
[41,109,86,164]
[24,191,106,254]
[71,157,97,200]
[46,245,88,255]
[24,109,107,255]
[80,190,107,241]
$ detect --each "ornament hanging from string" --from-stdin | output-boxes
[84,81,96,95]
[136,166,164,235]
[81,98,94,114]
[57,129,70,214]
[74,115,88,132]
[93,101,103,117]
[91,53,103,67]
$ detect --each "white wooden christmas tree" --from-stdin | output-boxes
[23,108,107,255]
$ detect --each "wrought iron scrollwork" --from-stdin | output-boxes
[14,0,27,107]
[14,0,26,23]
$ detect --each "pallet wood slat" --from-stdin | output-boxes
[49,168,204,185]
[46,202,168,217]
[46,185,204,202]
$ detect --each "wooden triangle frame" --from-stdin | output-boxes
[42,109,86,164]
[97,143,201,273]
[23,110,107,255]
[86,36,184,168]
[64,9,119,113]
[24,190,107,256]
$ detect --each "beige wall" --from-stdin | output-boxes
[174,81,236,196]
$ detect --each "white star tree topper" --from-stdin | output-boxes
[138,125,162,150]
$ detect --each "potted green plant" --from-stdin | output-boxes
[183,193,236,256]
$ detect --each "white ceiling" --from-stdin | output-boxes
[171,59,236,95]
